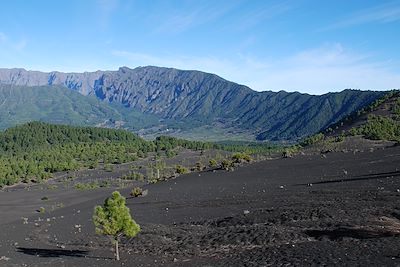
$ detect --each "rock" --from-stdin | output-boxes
[0,256,10,261]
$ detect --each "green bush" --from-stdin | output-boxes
[74,182,100,190]
[195,162,204,171]
[232,152,252,163]
[221,159,233,170]
[37,207,46,213]
[300,133,325,147]
[130,187,143,197]
[175,165,189,174]
[209,158,218,168]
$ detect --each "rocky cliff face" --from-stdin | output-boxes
[0,68,105,95]
[0,66,386,141]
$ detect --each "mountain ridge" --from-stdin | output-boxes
[0,66,386,141]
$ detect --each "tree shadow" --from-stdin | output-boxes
[305,227,398,241]
[16,247,112,260]
[296,170,400,186]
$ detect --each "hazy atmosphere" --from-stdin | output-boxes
[1,0,400,94]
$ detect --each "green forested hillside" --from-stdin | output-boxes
[299,90,400,147]
[0,122,285,187]
[0,122,216,187]
[0,84,160,131]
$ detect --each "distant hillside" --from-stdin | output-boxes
[345,91,400,142]
[0,84,160,132]
[299,90,400,149]
[0,121,146,153]
[0,66,386,141]
[0,121,215,187]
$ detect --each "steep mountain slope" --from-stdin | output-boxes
[0,84,160,131]
[0,66,385,141]
[296,91,400,156]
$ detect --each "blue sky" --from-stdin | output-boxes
[0,0,399,94]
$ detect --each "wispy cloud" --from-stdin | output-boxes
[98,0,119,13]
[96,0,119,28]
[14,39,27,51]
[234,1,292,31]
[0,32,7,43]
[0,32,27,52]
[153,1,237,34]
[250,43,400,93]
[321,1,400,31]
[112,44,400,94]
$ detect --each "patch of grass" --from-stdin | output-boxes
[47,184,58,190]
[122,172,145,181]
[74,182,100,190]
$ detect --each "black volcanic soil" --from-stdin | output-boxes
[1,145,400,266]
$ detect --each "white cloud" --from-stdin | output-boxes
[112,44,400,95]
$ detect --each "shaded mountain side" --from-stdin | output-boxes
[0,66,386,141]
[0,84,160,132]
[254,90,384,140]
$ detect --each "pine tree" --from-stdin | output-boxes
[93,191,140,260]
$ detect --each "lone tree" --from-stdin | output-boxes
[93,191,140,261]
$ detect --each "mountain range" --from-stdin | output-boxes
[0,66,386,141]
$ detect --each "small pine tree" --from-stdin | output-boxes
[93,191,140,261]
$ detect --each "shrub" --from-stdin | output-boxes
[209,158,218,168]
[165,150,176,158]
[130,187,143,197]
[74,182,100,190]
[221,159,233,170]
[300,133,325,147]
[175,165,188,174]
[37,207,46,213]
[232,152,252,163]
[195,162,204,172]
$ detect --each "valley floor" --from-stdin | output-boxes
[1,145,400,266]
